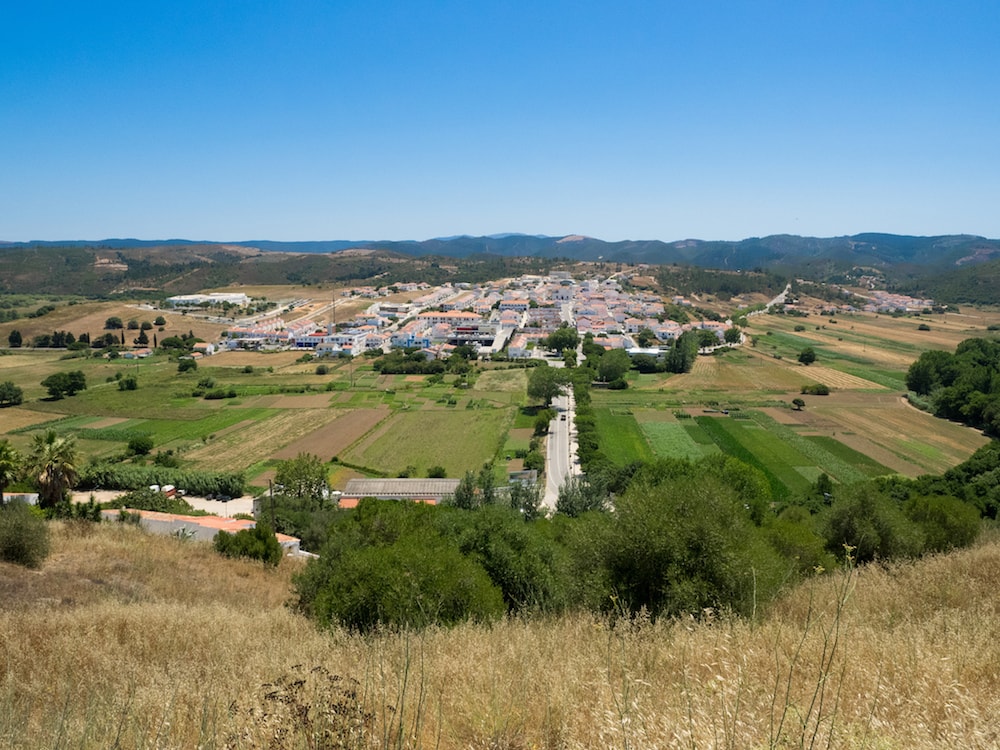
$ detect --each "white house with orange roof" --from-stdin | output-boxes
[99,509,302,554]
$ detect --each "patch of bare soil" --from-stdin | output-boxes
[267,394,334,409]
[761,407,804,425]
[273,406,390,461]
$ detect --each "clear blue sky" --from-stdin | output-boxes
[3,1,998,243]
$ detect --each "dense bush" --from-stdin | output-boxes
[801,383,831,395]
[295,500,505,630]
[600,472,787,618]
[372,350,445,375]
[128,435,154,455]
[214,523,282,566]
[821,484,924,563]
[265,493,344,553]
[904,494,980,553]
[0,381,23,407]
[0,501,51,568]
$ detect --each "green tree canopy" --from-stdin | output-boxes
[542,324,580,354]
[822,484,924,564]
[0,381,24,407]
[527,365,571,406]
[274,453,330,506]
[40,370,86,399]
[214,523,283,566]
[294,499,504,631]
[601,472,786,619]
[597,349,631,383]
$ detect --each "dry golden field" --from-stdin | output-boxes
[0,301,229,345]
[3,522,1000,749]
[180,408,341,472]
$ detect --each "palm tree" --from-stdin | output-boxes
[0,439,20,505]
[27,431,79,509]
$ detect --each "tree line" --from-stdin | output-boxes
[906,338,1000,436]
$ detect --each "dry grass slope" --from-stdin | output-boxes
[3,522,1000,748]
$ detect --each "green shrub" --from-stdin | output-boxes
[822,484,925,563]
[294,499,505,631]
[801,383,831,395]
[904,494,980,553]
[128,435,154,455]
[112,487,200,515]
[0,502,51,568]
[523,451,545,472]
[214,523,282,566]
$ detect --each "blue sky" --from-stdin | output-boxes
[3,1,998,243]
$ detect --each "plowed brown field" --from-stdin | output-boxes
[273,406,390,461]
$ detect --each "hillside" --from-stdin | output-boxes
[3,521,1000,748]
[0,244,553,297]
[4,233,1000,301]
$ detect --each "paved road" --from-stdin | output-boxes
[542,391,578,512]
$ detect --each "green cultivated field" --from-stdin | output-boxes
[639,421,716,462]
[593,408,655,464]
[341,407,512,477]
[0,348,526,485]
[583,306,993,494]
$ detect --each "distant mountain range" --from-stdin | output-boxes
[2,233,1000,302]
[4,232,999,271]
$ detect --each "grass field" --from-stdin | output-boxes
[341,406,513,477]
[638,421,716,461]
[581,305,993,494]
[5,522,1000,748]
[593,407,655,464]
[0,344,523,483]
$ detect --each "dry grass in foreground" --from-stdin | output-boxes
[3,522,1000,749]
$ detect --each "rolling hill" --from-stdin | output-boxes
[3,232,1000,301]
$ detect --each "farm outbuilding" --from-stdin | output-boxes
[339,478,461,507]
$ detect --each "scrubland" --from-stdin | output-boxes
[3,521,1000,749]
